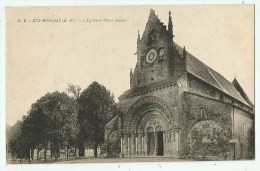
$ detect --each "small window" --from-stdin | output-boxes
[201,108,206,119]
[219,94,224,101]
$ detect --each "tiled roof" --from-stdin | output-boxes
[174,43,251,107]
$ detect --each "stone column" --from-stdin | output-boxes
[143,133,147,156]
[154,132,157,156]
[141,134,144,156]
[122,136,127,158]
[135,135,138,157]
[120,137,123,157]
[130,134,134,157]
[178,129,181,151]
[176,131,179,151]
[127,136,130,157]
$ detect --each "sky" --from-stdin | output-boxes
[6,5,254,126]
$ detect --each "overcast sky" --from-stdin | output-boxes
[6,5,254,126]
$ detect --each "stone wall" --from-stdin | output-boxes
[233,108,254,159]
[188,74,216,98]
[181,92,233,160]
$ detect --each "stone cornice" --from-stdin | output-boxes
[119,79,177,100]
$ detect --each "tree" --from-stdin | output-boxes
[67,83,81,100]
[8,121,24,162]
[17,91,79,161]
[7,120,22,148]
[78,82,120,158]
[8,117,33,163]
[8,135,29,163]
[40,91,79,160]
[67,84,81,158]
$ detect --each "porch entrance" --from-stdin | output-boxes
[147,131,164,156]
[157,131,164,156]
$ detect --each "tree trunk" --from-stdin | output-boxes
[19,158,21,163]
[51,149,53,158]
[37,149,39,161]
[28,150,31,164]
[54,149,57,160]
[94,142,98,158]
[79,143,85,157]
[73,146,77,157]
[44,148,47,162]
[66,146,69,159]
[58,148,60,158]
[54,148,58,160]
[31,149,34,161]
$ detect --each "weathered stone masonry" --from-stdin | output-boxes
[105,9,254,160]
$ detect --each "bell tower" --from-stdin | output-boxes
[130,9,178,88]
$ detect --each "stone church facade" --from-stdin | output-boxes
[105,9,254,160]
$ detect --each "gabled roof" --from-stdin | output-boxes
[174,42,252,107]
[232,78,254,107]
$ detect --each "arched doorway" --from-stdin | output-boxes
[123,96,175,157]
[156,126,164,156]
[147,127,155,156]
[142,115,166,156]
[146,126,164,156]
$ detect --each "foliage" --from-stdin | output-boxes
[104,137,121,158]
[67,83,81,99]
[8,82,120,161]
[8,91,79,161]
[78,81,120,157]
[6,121,22,142]
[8,121,26,160]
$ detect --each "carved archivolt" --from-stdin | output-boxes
[123,96,173,134]
[136,112,167,134]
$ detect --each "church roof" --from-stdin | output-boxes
[174,43,252,107]
[232,78,254,107]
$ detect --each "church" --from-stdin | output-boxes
[105,9,254,160]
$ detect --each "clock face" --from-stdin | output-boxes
[146,49,157,63]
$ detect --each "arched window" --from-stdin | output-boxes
[242,122,245,135]
[201,108,206,119]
